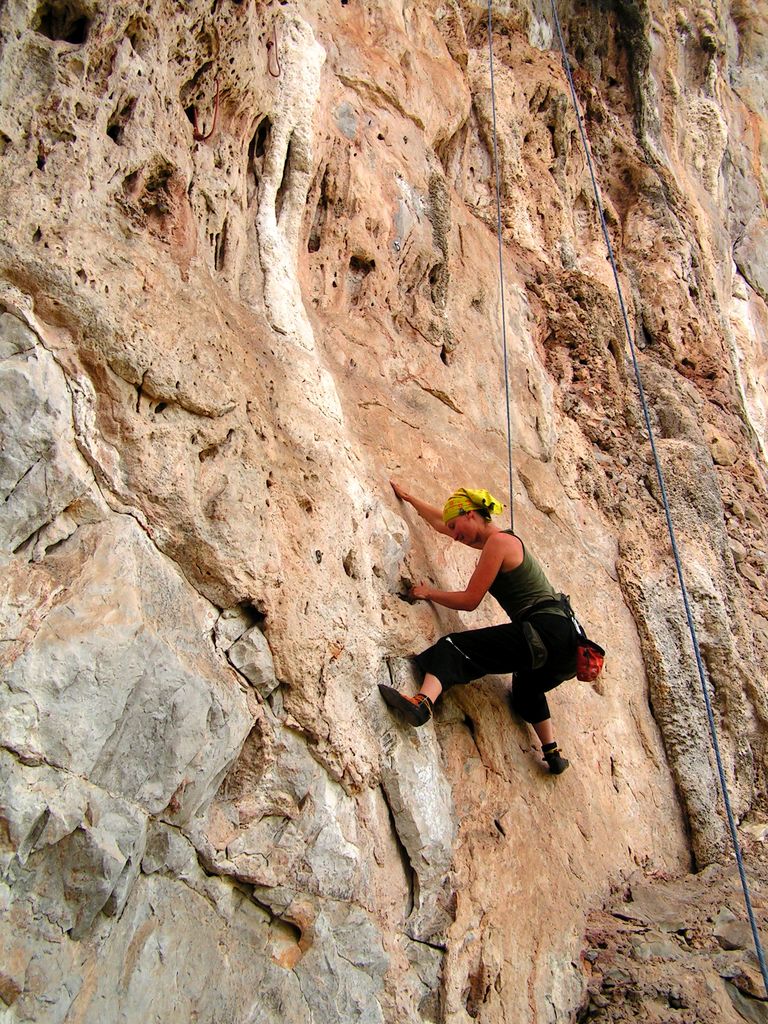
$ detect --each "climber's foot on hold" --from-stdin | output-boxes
[378,685,433,726]
[542,742,569,775]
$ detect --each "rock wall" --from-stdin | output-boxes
[1,1,767,1021]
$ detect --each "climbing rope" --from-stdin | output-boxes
[192,77,220,142]
[543,0,768,994]
[267,24,282,78]
[486,1,515,531]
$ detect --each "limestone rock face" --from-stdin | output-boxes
[1,1,768,1022]
[580,842,768,1023]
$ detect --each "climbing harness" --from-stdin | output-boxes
[539,0,768,994]
[486,2,515,531]
[523,594,606,680]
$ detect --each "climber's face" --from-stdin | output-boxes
[447,510,480,545]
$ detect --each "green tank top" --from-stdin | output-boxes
[488,531,563,622]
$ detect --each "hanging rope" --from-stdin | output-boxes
[545,0,768,995]
[192,77,220,142]
[486,1,515,531]
[267,24,282,78]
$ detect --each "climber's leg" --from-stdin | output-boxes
[419,672,442,703]
[509,614,577,774]
[531,717,554,747]
[511,680,569,775]
[380,622,527,729]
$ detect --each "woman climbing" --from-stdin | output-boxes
[380,483,578,774]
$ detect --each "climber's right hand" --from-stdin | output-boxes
[390,480,411,503]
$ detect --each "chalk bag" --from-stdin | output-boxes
[576,638,605,682]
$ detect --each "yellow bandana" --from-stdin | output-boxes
[442,488,504,524]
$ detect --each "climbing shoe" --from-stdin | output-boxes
[378,685,433,727]
[542,743,569,775]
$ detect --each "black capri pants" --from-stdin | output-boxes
[414,612,578,723]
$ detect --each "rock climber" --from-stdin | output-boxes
[380,483,578,774]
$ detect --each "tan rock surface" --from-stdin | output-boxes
[580,835,768,1022]
[1,1,767,1021]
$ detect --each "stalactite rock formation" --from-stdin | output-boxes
[1,1,768,1022]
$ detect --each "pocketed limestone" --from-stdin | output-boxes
[1,0,768,1020]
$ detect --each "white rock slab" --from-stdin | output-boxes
[228,624,279,697]
[0,750,148,942]
[0,313,91,554]
[373,658,458,943]
[1,516,252,824]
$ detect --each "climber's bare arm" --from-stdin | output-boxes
[411,533,508,610]
[390,480,451,537]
